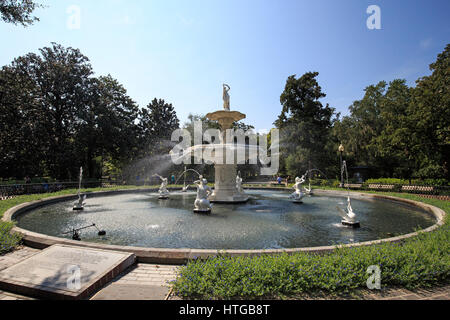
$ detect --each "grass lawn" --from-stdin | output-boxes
[171,191,449,299]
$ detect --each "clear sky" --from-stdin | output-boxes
[1,0,449,130]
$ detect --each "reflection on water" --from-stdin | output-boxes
[16,190,435,250]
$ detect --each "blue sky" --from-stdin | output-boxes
[1,0,448,130]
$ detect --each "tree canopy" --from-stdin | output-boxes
[0,0,42,26]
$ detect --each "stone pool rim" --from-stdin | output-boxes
[2,188,446,265]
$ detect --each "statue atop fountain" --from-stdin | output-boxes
[194,176,213,213]
[205,84,249,203]
[223,84,231,111]
[291,176,306,203]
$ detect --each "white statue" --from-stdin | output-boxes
[337,197,357,223]
[223,84,230,111]
[194,176,213,213]
[159,177,170,199]
[290,176,306,203]
[236,173,244,194]
[73,192,86,211]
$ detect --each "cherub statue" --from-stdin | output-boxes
[290,176,306,203]
[236,173,244,194]
[194,176,213,213]
[73,192,86,211]
[159,177,170,199]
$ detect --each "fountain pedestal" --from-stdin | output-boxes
[206,110,249,204]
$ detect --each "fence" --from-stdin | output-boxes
[0,180,122,199]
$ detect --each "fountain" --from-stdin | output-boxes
[205,84,250,203]
[73,167,86,211]
[154,175,170,199]
[174,167,203,192]
[337,161,360,228]
[290,176,306,203]
[193,176,213,214]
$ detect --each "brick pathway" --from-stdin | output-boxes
[288,285,450,300]
[0,246,448,300]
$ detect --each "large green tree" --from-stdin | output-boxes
[0,44,144,180]
[408,44,450,179]
[275,72,336,177]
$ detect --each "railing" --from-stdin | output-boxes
[0,180,122,198]
[340,183,449,196]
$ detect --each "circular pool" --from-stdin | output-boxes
[15,190,436,250]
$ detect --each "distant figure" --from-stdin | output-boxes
[223,84,231,111]
[171,175,176,185]
[277,176,282,185]
[25,176,31,184]
[285,176,290,187]
[43,180,49,192]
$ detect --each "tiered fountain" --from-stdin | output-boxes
[205,84,249,203]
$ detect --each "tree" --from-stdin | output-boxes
[275,72,336,177]
[0,0,42,26]
[332,44,449,181]
[139,98,180,153]
[0,43,143,180]
[408,44,450,179]
[76,75,140,178]
[0,62,44,178]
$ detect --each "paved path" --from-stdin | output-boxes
[91,264,179,300]
[0,246,448,300]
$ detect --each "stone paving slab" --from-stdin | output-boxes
[0,245,136,300]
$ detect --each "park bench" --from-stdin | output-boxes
[368,184,395,190]
[401,185,434,193]
[344,184,363,189]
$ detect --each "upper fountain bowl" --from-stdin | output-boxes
[206,111,246,130]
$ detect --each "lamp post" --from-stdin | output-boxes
[339,144,345,188]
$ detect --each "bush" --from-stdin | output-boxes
[0,222,22,255]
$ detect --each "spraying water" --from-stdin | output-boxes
[336,161,360,228]
[73,167,86,211]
